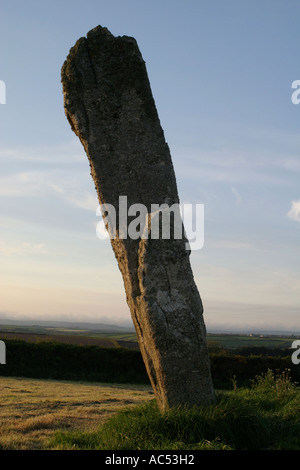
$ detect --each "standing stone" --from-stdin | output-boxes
[61,25,215,410]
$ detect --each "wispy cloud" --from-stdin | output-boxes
[274,157,300,173]
[0,168,97,211]
[205,239,253,250]
[173,147,294,186]
[231,186,242,205]
[0,171,49,197]
[67,194,98,212]
[0,140,85,163]
[287,200,300,222]
[0,241,48,256]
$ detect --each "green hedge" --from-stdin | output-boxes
[0,339,299,389]
[210,351,300,388]
[0,339,149,384]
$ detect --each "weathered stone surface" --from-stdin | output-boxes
[61,25,215,410]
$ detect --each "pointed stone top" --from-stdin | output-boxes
[86,25,114,39]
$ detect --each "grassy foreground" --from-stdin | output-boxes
[52,369,300,450]
[1,370,299,450]
[0,377,153,450]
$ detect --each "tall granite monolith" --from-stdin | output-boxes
[61,25,215,410]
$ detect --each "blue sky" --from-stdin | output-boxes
[0,0,299,332]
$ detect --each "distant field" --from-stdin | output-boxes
[207,334,294,349]
[0,323,296,351]
[0,330,139,350]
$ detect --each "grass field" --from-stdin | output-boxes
[0,322,297,351]
[49,369,300,451]
[207,334,294,349]
[0,329,296,353]
[1,370,300,450]
[0,377,153,450]
[0,325,299,450]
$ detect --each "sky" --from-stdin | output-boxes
[0,0,299,333]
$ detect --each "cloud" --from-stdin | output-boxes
[0,171,47,197]
[287,200,300,222]
[206,239,253,250]
[231,186,242,205]
[67,194,98,212]
[0,142,98,212]
[0,241,48,256]
[0,140,85,163]
[173,147,293,187]
[204,300,300,333]
[274,157,300,173]
[0,168,97,212]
